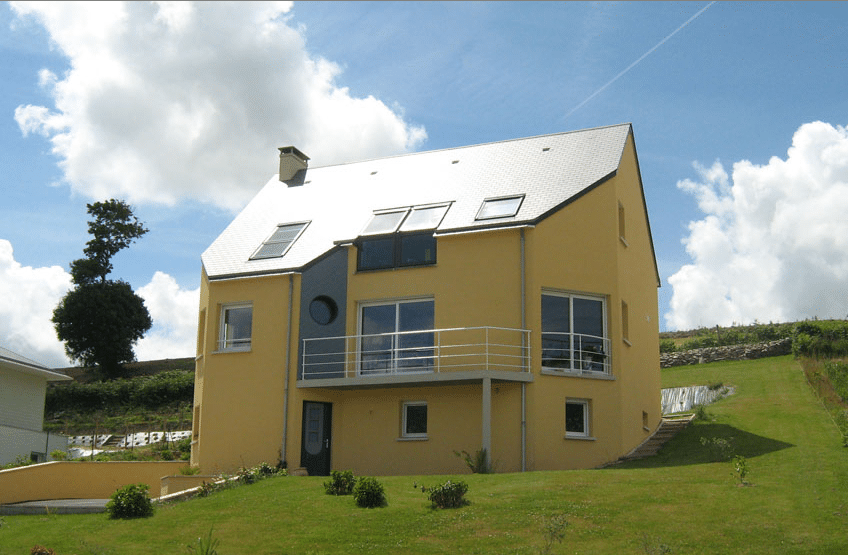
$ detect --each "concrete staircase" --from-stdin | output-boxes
[616,414,695,462]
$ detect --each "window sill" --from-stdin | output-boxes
[564,435,596,441]
[212,347,252,355]
[619,236,629,248]
[622,338,632,347]
[397,436,428,442]
[356,263,437,274]
[541,368,615,381]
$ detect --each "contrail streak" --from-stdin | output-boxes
[565,1,716,119]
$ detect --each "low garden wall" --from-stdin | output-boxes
[660,338,792,368]
[0,460,187,505]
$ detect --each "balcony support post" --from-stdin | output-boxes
[482,376,492,466]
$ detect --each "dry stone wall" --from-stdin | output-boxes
[660,338,792,368]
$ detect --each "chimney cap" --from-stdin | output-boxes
[278,146,310,162]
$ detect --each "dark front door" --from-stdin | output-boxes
[301,401,332,476]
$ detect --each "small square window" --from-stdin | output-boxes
[219,304,252,351]
[402,402,428,438]
[565,399,590,438]
[476,195,524,220]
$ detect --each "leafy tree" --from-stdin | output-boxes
[53,200,152,377]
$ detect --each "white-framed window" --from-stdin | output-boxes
[359,298,434,375]
[542,291,609,374]
[402,401,428,439]
[565,399,590,438]
[219,303,252,351]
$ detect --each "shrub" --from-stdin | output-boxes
[31,547,57,555]
[454,447,493,473]
[659,339,677,353]
[236,466,257,485]
[324,470,355,495]
[353,477,387,508]
[423,479,469,509]
[106,483,153,519]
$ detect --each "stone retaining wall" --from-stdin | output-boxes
[660,338,792,368]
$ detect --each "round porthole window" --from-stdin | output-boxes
[309,296,338,325]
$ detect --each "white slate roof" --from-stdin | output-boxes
[202,123,633,280]
[0,346,71,381]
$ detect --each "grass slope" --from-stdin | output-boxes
[3,356,846,554]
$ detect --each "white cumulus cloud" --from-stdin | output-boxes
[666,121,848,330]
[0,240,199,368]
[135,272,200,362]
[10,1,426,210]
[0,240,72,368]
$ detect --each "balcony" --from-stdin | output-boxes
[541,332,611,376]
[300,326,532,388]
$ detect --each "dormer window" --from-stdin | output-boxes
[357,204,449,271]
[250,222,308,260]
[476,195,524,220]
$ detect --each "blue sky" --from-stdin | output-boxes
[2,1,847,367]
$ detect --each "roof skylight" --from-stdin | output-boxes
[475,195,524,220]
[399,204,450,232]
[250,222,308,260]
[361,209,409,235]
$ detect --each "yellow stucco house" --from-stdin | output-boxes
[192,123,661,476]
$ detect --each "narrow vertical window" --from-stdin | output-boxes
[565,399,590,438]
[402,402,428,438]
[621,300,630,344]
[618,202,627,246]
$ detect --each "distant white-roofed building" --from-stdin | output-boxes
[0,346,71,465]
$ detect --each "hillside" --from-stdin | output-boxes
[7,355,847,554]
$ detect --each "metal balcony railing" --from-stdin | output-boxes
[540,332,611,374]
[302,326,530,380]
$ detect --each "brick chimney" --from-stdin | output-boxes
[278,146,309,182]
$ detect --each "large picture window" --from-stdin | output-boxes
[359,299,435,375]
[542,292,609,373]
[219,303,252,351]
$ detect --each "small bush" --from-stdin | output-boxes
[659,339,677,353]
[236,466,257,485]
[106,483,153,519]
[31,547,57,555]
[454,447,493,473]
[423,479,469,509]
[324,470,355,495]
[353,477,387,508]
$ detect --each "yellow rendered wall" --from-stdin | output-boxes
[612,133,662,450]
[288,382,523,476]
[520,137,660,470]
[193,271,300,474]
[0,461,186,504]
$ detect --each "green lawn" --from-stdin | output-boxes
[3,356,846,554]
